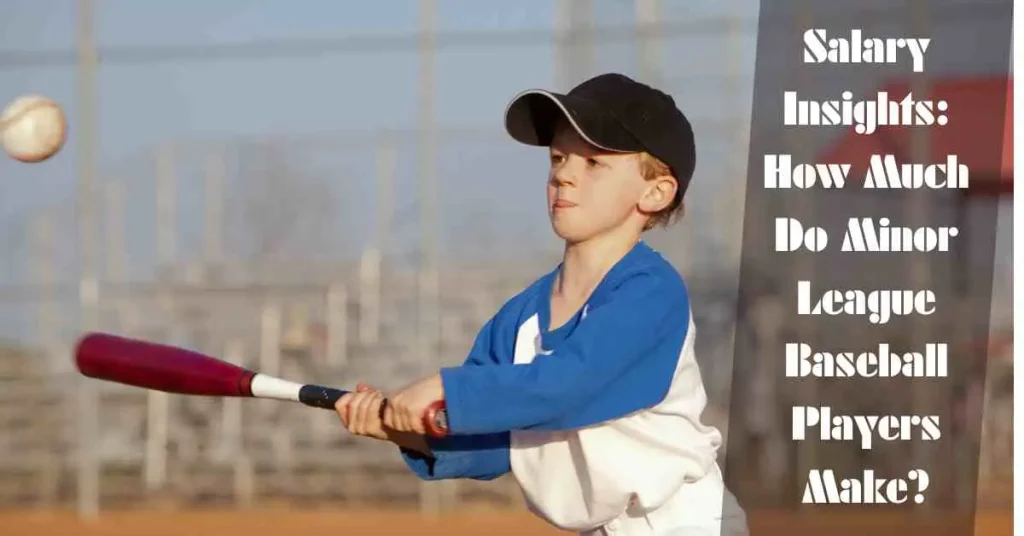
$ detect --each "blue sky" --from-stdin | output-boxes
[0,1,759,280]
[0,1,765,346]
[0,0,753,173]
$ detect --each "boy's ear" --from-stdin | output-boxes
[638,175,678,214]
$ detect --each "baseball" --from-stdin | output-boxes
[1,95,67,163]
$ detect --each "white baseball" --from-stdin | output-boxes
[1,95,67,163]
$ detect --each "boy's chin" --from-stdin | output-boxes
[550,221,598,244]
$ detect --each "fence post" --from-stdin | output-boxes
[204,145,226,268]
[326,284,349,368]
[75,0,101,518]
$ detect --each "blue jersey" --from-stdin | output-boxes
[399,240,730,533]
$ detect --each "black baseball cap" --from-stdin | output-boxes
[504,73,696,198]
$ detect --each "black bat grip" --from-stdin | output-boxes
[298,384,449,438]
[298,384,349,410]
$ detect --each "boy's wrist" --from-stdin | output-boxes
[437,366,467,433]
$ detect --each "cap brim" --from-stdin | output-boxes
[503,90,643,152]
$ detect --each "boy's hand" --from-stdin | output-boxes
[335,383,388,441]
[383,373,445,435]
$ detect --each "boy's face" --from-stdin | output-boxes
[547,124,661,244]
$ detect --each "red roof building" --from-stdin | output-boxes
[819,76,1012,197]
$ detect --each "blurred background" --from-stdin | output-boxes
[0,1,1011,534]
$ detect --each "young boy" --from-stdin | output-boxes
[336,73,747,536]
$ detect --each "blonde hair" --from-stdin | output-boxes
[638,152,683,230]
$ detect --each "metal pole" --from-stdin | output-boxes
[30,211,58,365]
[575,0,595,86]
[260,304,282,378]
[360,139,395,347]
[75,0,100,519]
[635,0,660,85]
[204,146,226,268]
[417,0,444,515]
[418,0,438,343]
[721,8,750,273]
[325,283,348,368]
[156,142,177,271]
[376,137,396,263]
[145,142,176,494]
[555,0,594,89]
[103,181,125,330]
[554,0,572,89]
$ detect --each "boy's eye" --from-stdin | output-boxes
[550,154,565,165]
[586,158,602,168]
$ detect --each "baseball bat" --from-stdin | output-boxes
[73,332,449,438]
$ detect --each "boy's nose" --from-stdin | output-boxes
[552,163,580,186]
[552,172,575,186]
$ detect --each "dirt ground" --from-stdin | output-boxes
[0,509,1011,536]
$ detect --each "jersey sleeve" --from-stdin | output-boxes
[398,301,521,480]
[439,271,689,435]
[399,432,511,481]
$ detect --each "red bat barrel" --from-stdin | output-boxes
[75,332,256,397]
[74,332,451,438]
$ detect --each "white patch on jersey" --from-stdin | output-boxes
[508,312,729,534]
